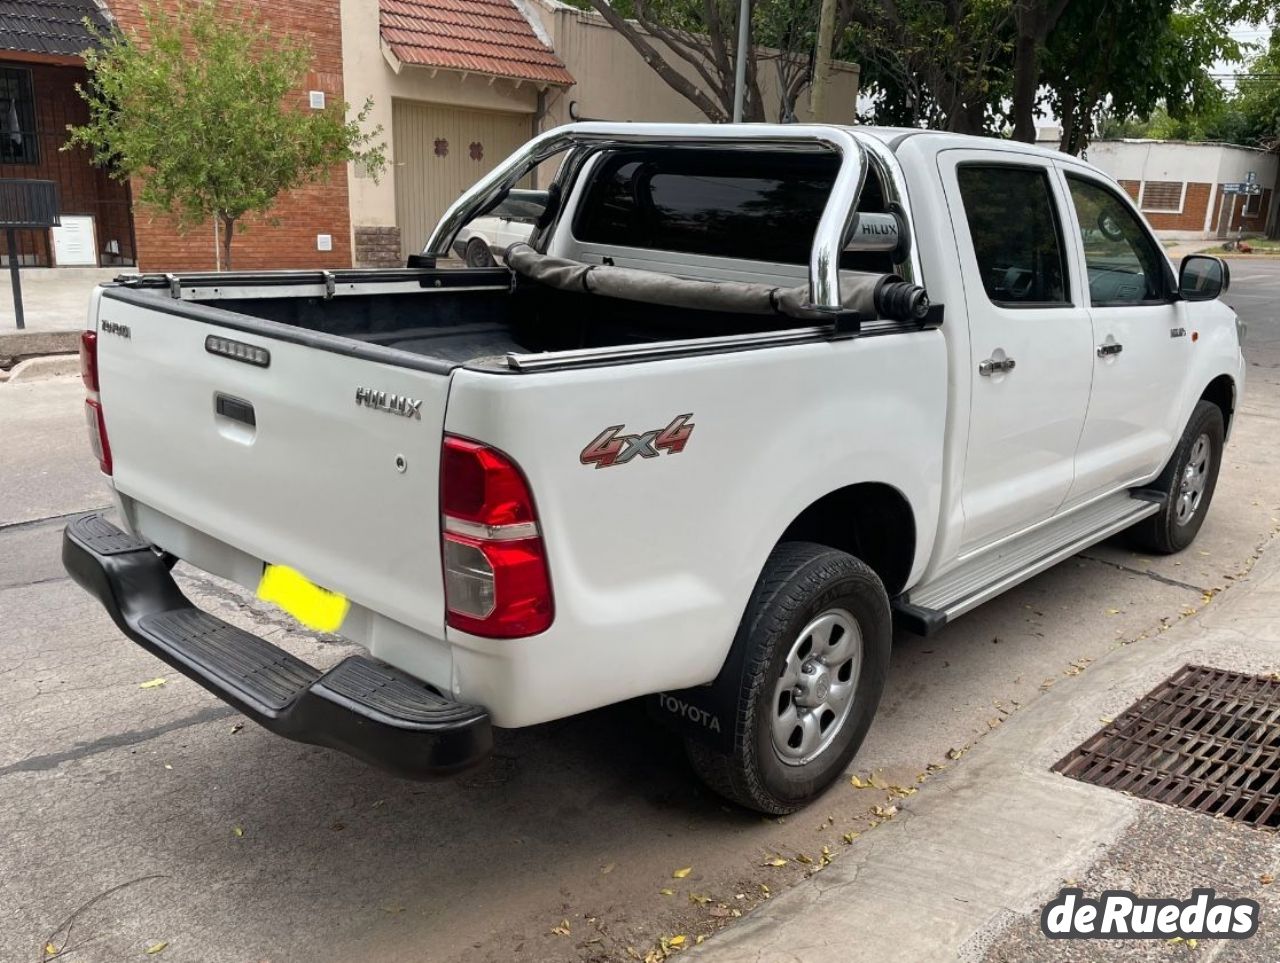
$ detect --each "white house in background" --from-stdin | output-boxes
[1087,139,1278,239]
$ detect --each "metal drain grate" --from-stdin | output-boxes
[1054,664,1280,829]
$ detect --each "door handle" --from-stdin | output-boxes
[979,357,1016,376]
[1097,342,1124,357]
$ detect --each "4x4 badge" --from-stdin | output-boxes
[581,414,694,469]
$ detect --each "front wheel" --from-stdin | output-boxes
[1130,400,1225,554]
[686,542,891,814]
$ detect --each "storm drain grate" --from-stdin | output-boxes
[1054,664,1280,829]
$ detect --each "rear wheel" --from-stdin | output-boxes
[686,542,891,814]
[465,237,496,267]
[1130,400,1225,554]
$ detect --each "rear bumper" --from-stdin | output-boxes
[62,513,492,778]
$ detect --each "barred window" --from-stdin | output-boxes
[0,68,37,165]
[1139,181,1183,213]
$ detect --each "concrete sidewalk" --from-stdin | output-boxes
[696,538,1280,962]
[0,267,132,367]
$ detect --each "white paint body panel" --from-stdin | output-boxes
[85,129,1246,729]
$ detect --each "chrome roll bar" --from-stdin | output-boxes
[423,122,874,310]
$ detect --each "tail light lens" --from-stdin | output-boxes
[80,330,112,475]
[441,436,552,638]
[79,331,99,391]
[85,398,112,475]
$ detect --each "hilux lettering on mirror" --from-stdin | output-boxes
[581,414,694,469]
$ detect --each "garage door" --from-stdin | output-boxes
[393,100,533,258]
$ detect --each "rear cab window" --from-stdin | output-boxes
[572,148,896,275]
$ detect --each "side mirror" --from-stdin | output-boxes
[1179,255,1229,302]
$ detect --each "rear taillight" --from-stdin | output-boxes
[80,330,111,474]
[85,398,112,475]
[79,331,99,391]
[440,436,552,638]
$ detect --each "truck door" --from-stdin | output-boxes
[1054,167,1189,507]
[937,151,1095,552]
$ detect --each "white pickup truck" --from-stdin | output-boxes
[65,123,1243,814]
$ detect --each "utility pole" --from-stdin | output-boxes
[810,0,838,121]
[732,0,750,122]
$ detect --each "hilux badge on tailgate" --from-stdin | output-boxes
[355,387,422,419]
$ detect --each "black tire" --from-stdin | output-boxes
[465,237,496,267]
[686,542,891,814]
[1129,400,1225,554]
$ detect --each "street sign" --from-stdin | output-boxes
[1221,183,1263,195]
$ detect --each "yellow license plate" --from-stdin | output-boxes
[256,564,350,633]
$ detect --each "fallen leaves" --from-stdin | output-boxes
[763,856,788,867]
[229,723,243,735]
[1261,873,1275,885]
[672,866,692,879]
[138,678,166,689]
[842,831,860,844]
[232,826,244,838]
[550,919,571,937]
[659,888,675,896]
[145,942,168,955]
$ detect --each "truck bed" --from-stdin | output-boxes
[104,266,830,373]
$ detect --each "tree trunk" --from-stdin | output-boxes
[220,215,235,271]
[586,0,729,121]
[1011,30,1040,143]
[810,0,838,121]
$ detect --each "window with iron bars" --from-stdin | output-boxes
[0,67,38,165]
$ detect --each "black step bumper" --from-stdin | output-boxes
[62,513,492,778]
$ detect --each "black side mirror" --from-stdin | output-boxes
[1179,255,1229,301]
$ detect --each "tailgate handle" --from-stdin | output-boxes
[215,393,256,427]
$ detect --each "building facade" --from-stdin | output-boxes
[0,0,859,271]
[1088,139,1278,240]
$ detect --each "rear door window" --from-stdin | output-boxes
[956,165,1070,306]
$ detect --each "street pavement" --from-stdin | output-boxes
[1,261,1278,963]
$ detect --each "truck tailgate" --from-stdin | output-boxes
[96,295,450,638]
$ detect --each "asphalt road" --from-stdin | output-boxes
[2,261,1278,963]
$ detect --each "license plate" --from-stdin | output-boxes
[256,564,349,633]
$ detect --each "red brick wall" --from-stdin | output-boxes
[107,0,352,271]
[1135,181,1211,232]
[0,61,134,267]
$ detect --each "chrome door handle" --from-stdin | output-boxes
[979,357,1016,376]
[1097,342,1124,357]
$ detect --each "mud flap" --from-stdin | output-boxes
[646,636,753,753]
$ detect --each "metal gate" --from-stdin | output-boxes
[392,100,532,258]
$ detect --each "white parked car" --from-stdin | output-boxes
[66,123,1243,813]
[450,190,543,266]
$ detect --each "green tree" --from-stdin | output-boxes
[67,0,385,269]
[1044,0,1266,155]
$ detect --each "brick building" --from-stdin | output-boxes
[1088,139,1278,240]
[0,0,859,272]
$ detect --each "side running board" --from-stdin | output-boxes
[892,492,1162,636]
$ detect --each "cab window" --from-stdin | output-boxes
[956,165,1070,306]
[1065,176,1169,305]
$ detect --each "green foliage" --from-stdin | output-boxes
[66,0,386,267]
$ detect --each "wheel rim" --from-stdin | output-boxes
[771,608,862,767]
[1175,433,1212,527]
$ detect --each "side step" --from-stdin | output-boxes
[63,513,492,778]
[893,493,1161,636]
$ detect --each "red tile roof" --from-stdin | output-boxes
[381,0,575,87]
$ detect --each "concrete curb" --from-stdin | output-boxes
[3,353,80,384]
[0,329,80,369]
